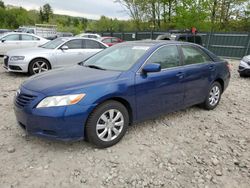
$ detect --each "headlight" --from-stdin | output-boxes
[10,56,25,61]
[36,94,85,108]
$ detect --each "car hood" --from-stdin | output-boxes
[6,47,53,56]
[243,55,250,62]
[22,66,122,95]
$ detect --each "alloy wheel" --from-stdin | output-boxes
[32,61,49,74]
[209,85,220,106]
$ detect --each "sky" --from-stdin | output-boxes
[2,0,130,20]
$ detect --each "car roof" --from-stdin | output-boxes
[57,37,108,47]
[59,37,102,41]
[119,40,192,46]
[0,32,43,38]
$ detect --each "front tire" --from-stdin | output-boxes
[85,100,129,148]
[202,82,222,110]
[28,58,50,75]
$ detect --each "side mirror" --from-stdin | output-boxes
[1,39,5,43]
[61,45,69,50]
[142,63,161,74]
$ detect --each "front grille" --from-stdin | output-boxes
[15,93,36,107]
[4,56,9,67]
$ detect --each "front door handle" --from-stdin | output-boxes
[176,72,185,79]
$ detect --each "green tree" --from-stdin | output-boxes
[39,3,53,23]
[0,0,5,9]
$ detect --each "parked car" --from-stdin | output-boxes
[14,41,230,148]
[0,32,49,57]
[156,32,203,45]
[238,55,250,77]
[76,33,101,39]
[4,37,107,75]
[57,32,74,38]
[101,37,123,46]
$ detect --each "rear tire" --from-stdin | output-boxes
[85,100,129,148]
[202,82,222,110]
[28,58,50,75]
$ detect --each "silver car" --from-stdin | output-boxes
[238,55,250,77]
[3,37,108,75]
[0,32,49,57]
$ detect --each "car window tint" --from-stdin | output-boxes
[182,46,212,65]
[187,36,202,45]
[111,38,119,43]
[103,38,112,43]
[21,34,39,41]
[2,34,20,41]
[85,40,102,49]
[64,39,82,49]
[147,45,180,69]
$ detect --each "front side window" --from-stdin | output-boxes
[2,34,20,41]
[64,39,82,49]
[40,38,66,49]
[147,45,180,69]
[181,46,212,65]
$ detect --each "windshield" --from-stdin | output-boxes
[40,38,66,49]
[84,45,149,71]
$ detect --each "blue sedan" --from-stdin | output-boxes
[14,41,230,148]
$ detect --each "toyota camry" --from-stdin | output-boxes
[14,41,230,148]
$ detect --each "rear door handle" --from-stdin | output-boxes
[176,72,185,79]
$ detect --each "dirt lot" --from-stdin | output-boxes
[0,59,249,188]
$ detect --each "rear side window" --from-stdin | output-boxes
[147,45,180,69]
[64,39,83,49]
[84,40,106,49]
[111,38,119,43]
[21,34,40,41]
[181,46,212,65]
[102,38,112,43]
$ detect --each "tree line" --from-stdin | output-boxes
[0,0,249,34]
[116,0,250,32]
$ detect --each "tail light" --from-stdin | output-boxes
[226,62,232,72]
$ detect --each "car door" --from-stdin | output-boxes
[83,39,106,60]
[54,39,85,68]
[135,45,185,120]
[20,34,40,48]
[0,34,20,55]
[180,45,215,107]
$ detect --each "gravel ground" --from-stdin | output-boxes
[0,59,249,188]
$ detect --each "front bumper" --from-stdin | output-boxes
[3,56,29,73]
[238,60,250,76]
[14,87,97,141]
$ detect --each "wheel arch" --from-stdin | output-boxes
[29,57,52,69]
[91,97,134,125]
[214,78,224,92]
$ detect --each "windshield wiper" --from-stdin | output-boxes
[85,65,106,70]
